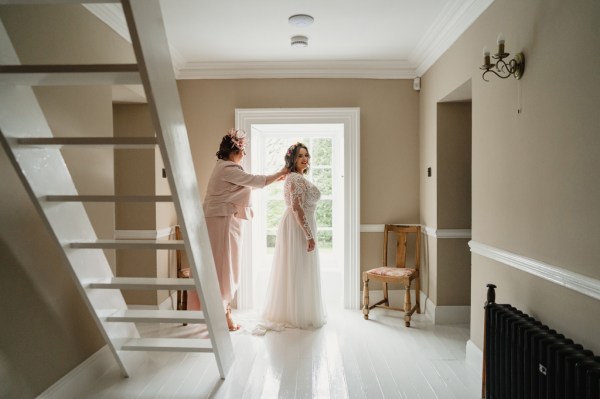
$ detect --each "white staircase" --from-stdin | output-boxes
[0,0,234,379]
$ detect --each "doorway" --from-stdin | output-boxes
[249,124,344,311]
[235,108,361,310]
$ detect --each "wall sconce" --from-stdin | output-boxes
[480,34,525,81]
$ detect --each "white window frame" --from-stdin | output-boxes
[236,108,360,309]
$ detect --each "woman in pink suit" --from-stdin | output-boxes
[188,128,287,331]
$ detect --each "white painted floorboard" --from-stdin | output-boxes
[53,308,481,398]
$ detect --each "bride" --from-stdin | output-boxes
[259,142,327,330]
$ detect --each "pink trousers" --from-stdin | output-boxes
[187,215,243,311]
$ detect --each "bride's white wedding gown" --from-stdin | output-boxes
[259,172,327,330]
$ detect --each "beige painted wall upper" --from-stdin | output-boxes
[177,78,420,225]
[420,0,600,352]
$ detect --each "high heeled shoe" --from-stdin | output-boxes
[225,305,240,332]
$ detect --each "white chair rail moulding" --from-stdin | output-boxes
[469,241,600,301]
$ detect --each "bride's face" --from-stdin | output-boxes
[294,148,310,173]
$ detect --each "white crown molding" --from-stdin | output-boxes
[469,240,600,301]
[412,0,495,77]
[176,60,416,80]
[85,2,493,79]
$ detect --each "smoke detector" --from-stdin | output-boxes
[291,35,309,48]
[288,14,314,27]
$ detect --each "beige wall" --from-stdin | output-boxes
[113,104,177,305]
[437,102,471,229]
[114,105,157,305]
[177,79,420,225]
[5,0,599,396]
[0,5,133,397]
[420,0,600,352]
[177,79,421,298]
[431,101,473,306]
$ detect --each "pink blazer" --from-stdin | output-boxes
[203,159,267,220]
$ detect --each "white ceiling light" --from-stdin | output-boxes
[291,35,309,48]
[288,14,314,27]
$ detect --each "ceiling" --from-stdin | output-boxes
[86,0,493,80]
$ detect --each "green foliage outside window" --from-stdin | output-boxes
[313,168,332,195]
[316,200,332,227]
[312,138,332,166]
[266,200,284,229]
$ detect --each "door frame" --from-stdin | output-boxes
[235,108,361,309]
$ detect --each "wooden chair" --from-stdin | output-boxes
[175,225,190,313]
[362,224,421,327]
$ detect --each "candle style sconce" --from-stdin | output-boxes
[480,34,525,81]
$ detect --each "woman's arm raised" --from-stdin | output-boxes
[265,165,289,186]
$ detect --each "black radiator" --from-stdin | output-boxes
[483,284,600,399]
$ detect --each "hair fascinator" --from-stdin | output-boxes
[227,128,247,150]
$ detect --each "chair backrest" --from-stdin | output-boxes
[383,224,421,270]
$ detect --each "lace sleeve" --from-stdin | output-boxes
[286,175,314,240]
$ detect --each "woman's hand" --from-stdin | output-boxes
[266,165,290,185]
[307,238,316,252]
[276,165,289,181]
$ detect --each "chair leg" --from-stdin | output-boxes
[176,290,182,311]
[362,274,370,320]
[415,277,421,314]
[404,281,412,327]
[383,282,389,307]
[182,290,188,326]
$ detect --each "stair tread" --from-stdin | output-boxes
[17,137,157,148]
[89,277,194,290]
[45,195,173,202]
[114,337,213,353]
[71,239,184,249]
[100,309,205,323]
[0,0,233,378]
[0,64,140,86]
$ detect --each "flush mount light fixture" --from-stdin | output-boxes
[291,35,309,48]
[288,14,314,27]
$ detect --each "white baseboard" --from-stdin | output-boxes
[425,297,471,324]
[360,289,471,324]
[466,339,483,375]
[37,346,114,399]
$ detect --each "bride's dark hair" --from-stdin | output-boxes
[284,142,310,174]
